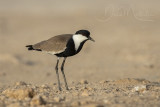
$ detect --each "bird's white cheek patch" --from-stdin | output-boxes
[72,34,88,51]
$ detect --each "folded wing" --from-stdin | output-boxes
[32,34,72,54]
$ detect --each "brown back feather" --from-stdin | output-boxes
[33,34,72,53]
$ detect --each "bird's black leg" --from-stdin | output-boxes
[55,57,62,91]
[61,57,69,90]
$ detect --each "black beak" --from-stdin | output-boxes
[88,37,95,42]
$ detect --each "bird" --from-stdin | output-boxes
[26,30,95,91]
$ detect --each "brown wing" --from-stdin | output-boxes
[33,34,72,54]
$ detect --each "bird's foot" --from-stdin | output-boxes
[65,86,69,90]
[59,87,62,91]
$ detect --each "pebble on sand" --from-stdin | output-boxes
[99,80,109,84]
[81,90,89,96]
[80,80,89,84]
[30,95,46,106]
[15,81,27,86]
[132,85,147,93]
[54,96,65,102]
[2,88,35,100]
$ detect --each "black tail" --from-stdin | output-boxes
[26,45,34,50]
[26,45,42,51]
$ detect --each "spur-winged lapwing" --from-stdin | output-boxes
[26,30,95,91]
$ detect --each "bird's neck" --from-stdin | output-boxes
[72,34,88,52]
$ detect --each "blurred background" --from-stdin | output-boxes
[0,0,160,86]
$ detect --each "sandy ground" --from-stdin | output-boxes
[0,0,160,106]
[1,79,160,107]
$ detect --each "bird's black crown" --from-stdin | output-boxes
[75,30,90,38]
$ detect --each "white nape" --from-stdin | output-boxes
[72,34,88,51]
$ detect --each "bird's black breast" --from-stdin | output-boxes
[55,38,76,57]
[55,38,87,57]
